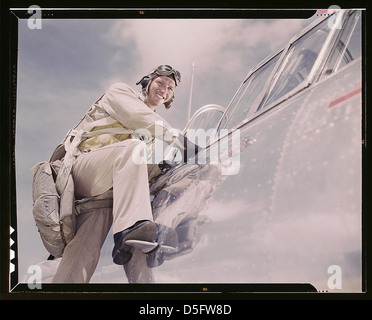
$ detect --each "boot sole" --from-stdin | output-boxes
[112,221,157,265]
[146,224,178,268]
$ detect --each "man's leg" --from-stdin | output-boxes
[72,139,154,234]
[123,248,154,283]
[70,139,157,273]
[52,208,112,283]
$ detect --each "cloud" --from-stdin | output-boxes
[105,18,307,76]
[105,19,237,75]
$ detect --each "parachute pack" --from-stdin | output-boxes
[31,159,76,259]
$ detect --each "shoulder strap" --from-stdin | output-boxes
[81,126,133,138]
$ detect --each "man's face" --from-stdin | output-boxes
[146,76,175,110]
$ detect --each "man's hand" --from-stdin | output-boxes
[158,160,175,174]
[173,133,200,163]
[183,135,199,162]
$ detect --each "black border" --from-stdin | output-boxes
[1,0,371,301]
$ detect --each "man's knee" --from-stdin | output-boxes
[125,139,148,165]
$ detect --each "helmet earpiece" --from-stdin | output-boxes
[136,76,151,90]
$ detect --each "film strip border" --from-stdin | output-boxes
[9,226,17,290]
[10,227,15,273]
[7,8,19,292]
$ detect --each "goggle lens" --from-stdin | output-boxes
[154,65,181,85]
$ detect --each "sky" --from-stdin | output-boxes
[15,10,318,282]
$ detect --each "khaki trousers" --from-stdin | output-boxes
[52,139,159,283]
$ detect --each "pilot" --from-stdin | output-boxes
[52,65,185,283]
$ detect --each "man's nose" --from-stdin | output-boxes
[158,85,167,94]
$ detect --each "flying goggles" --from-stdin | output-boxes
[151,65,181,86]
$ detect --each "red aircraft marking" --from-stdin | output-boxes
[327,87,362,109]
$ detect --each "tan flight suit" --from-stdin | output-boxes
[52,82,180,283]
